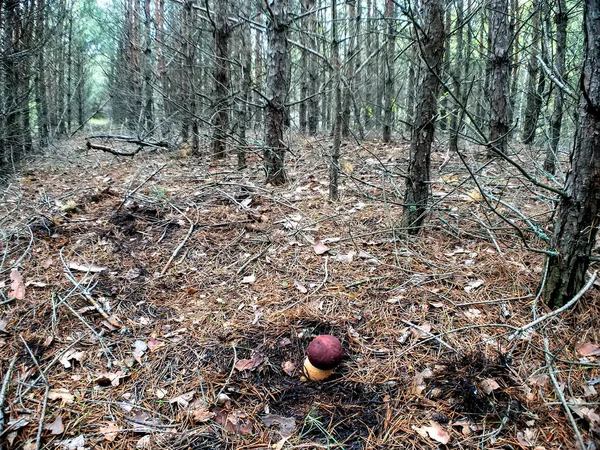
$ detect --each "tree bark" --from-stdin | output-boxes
[488,0,510,156]
[382,0,396,143]
[264,0,290,185]
[542,0,600,308]
[544,0,567,174]
[143,0,154,132]
[330,0,342,201]
[211,0,230,159]
[402,0,445,233]
[449,0,464,154]
[521,0,544,144]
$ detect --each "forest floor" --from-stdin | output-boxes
[0,133,599,450]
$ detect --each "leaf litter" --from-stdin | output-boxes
[0,137,598,449]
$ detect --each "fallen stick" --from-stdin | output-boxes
[161,223,195,275]
[86,140,142,157]
[0,355,17,449]
[508,272,597,342]
[544,338,586,450]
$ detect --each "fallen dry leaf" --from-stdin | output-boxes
[59,350,85,369]
[9,269,25,300]
[235,352,264,372]
[0,316,9,333]
[262,414,296,438]
[241,274,256,284]
[214,408,253,435]
[48,388,74,404]
[412,420,450,444]
[95,371,128,387]
[169,390,195,408]
[99,423,121,442]
[282,361,295,376]
[57,435,85,449]
[132,340,147,363]
[576,342,600,357]
[147,337,165,352]
[190,406,215,423]
[464,279,484,292]
[44,415,64,435]
[294,280,308,293]
[313,238,329,255]
[480,378,501,394]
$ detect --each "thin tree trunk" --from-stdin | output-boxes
[330,0,342,201]
[143,0,154,131]
[264,0,290,185]
[449,0,464,154]
[341,0,355,138]
[237,0,252,170]
[211,0,230,159]
[544,0,567,174]
[542,0,600,308]
[307,0,318,135]
[488,0,510,156]
[438,3,451,132]
[382,0,396,143]
[522,0,543,144]
[35,0,49,146]
[402,0,445,233]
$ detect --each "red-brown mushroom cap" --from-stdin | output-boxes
[306,335,343,370]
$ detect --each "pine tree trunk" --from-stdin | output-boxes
[382,0,395,143]
[449,0,464,154]
[330,0,342,201]
[35,0,49,146]
[264,0,290,185]
[143,0,154,131]
[542,0,600,308]
[522,0,543,144]
[438,4,451,132]
[402,0,444,233]
[306,0,318,135]
[544,0,567,174]
[488,0,510,156]
[211,0,230,159]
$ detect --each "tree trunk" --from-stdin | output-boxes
[35,0,49,146]
[488,0,510,156]
[402,0,445,233]
[382,0,396,143]
[264,0,290,185]
[405,30,417,134]
[544,0,567,174]
[143,0,154,131]
[237,0,252,170]
[330,0,342,201]
[449,0,464,154]
[542,0,600,308]
[211,0,230,159]
[521,0,543,144]
[438,4,451,132]
[341,0,356,138]
[306,0,318,135]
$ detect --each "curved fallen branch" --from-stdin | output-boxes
[86,140,142,157]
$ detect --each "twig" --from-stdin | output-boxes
[0,355,17,449]
[236,243,272,275]
[161,222,195,275]
[508,272,597,342]
[86,141,142,157]
[116,164,166,212]
[400,320,456,351]
[20,336,49,450]
[544,338,586,450]
[313,256,329,293]
[215,344,237,401]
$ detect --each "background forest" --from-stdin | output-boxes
[2,0,600,449]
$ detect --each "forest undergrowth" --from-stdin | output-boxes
[0,134,599,449]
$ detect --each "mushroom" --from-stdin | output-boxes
[303,335,343,381]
